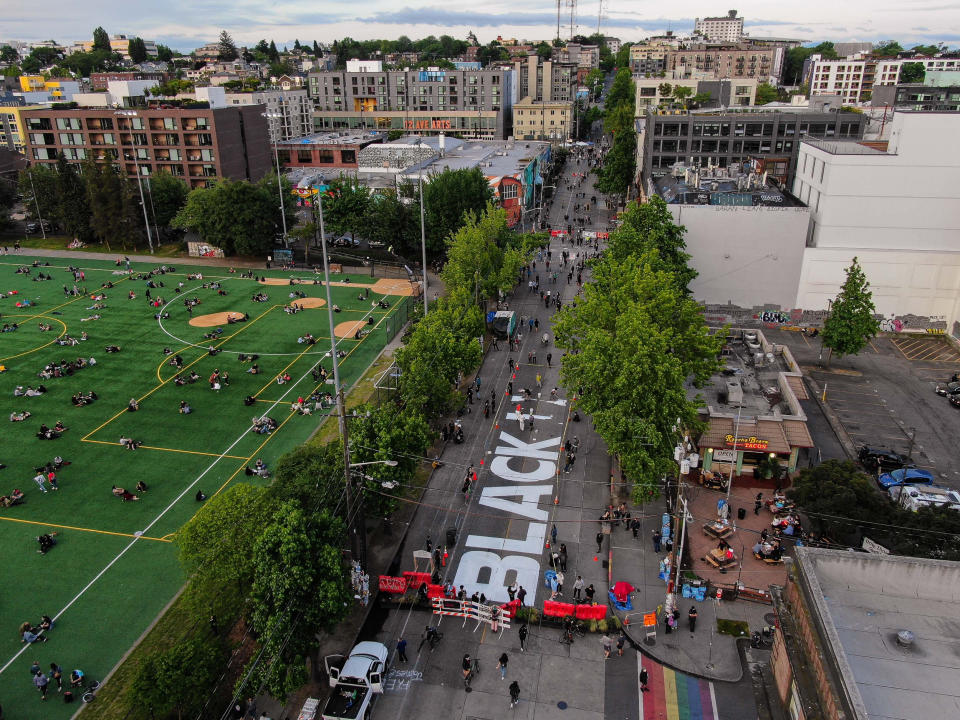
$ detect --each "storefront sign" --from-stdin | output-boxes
[378,576,408,593]
[724,434,768,451]
[713,449,737,462]
[404,119,452,130]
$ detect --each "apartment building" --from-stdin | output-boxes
[0,105,42,153]
[666,45,777,81]
[91,71,169,91]
[72,34,158,60]
[510,57,578,103]
[629,41,672,75]
[635,78,757,114]
[513,99,573,142]
[308,67,514,139]
[19,106,271,188]
[807,55,904,103]
[694,11,745,43]
[641,109,866,184]
[222,89,313,141]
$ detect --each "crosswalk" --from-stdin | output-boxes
[640,658,719,720]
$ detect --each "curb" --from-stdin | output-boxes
[801,373,856,460]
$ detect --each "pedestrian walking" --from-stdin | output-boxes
[397,637,408,662]
[688,606,698,633]
[617,631,626,656]
[551,523,558,546]
[546,352,552,367]
[754,493,763,515]
[33,473,48,493]
[509,680,521,707]
[596,531,604,553]
[49,662,62,692]
[484,400,490,418]
[631,517,641,539]
[558,543,568,571]
[602,634,613,658]
[652,530,662,553]
[555,570,564,594]
[507,583,517,601]
[517,586,527,606]
[573,575,584,600]
[467,387,473,404]
[536,372,542,389]
[518,623,528,651]
[497,652,509,679]
[33,670,49,700]
[639,667,649,692]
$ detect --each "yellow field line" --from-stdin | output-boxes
[0,314,68,362]
[0,515,171,542]
[80,438,249,460]
[209,407,301,499]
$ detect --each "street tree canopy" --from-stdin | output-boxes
[821,257,879,364]
[218,30,239,61]
[422,167,494,258]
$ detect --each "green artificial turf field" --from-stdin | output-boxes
[0,254,413,717]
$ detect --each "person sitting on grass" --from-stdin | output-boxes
[136,480,148,493]
[20,621,46,644]
[111,485,139,501]
[127,398,139,412]
[119,436,141,450]
[53,420,67,433]
[37,532,57,555]
[104,345,120,353]
[179,400,192,414]
[186,371,200,384]
[276,372,291,385]
[10,410,31,422]
[69,669,84,688]
[247,363,260,375]
[332,304,342,313]
[36,424,60,440]
[195,489,207,501]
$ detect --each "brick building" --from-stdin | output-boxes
[20,105,271,188]
[91,71,169,91]
[666,45,778,81]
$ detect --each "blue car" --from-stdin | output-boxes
[877,468,935,489]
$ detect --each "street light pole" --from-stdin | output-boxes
[115,110,154,254]
[415,139,429,315]
[262,111,288,248]
[26,170,47,240]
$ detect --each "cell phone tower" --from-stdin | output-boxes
[568,0,577,40]
[597,0,606,36]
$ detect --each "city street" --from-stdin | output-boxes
[359,151,733,720]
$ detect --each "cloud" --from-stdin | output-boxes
[361,6,648,30]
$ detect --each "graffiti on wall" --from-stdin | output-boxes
[703,303,949,334]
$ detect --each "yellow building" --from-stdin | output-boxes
[512,98,573,141]
[0,105,43,153]
[19,75,46,92]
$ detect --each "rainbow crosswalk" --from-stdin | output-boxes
[640,659,719,720]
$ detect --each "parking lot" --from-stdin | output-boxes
[767,329,960,488]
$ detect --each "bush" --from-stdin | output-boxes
[716,618,750,637]
[596,619,608,633]
[515,606,540,623]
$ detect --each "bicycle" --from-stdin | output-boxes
[81,678,101,703]
[464,657,481,691]
[559,616,585,644]
[418,626,443,653]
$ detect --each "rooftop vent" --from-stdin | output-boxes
[896,630,915,647]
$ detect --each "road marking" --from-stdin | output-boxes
[0,515,171,542]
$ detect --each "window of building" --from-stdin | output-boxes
[501,183,518,200]
[341,149,356,163]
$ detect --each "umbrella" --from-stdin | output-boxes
[613,581,635,602]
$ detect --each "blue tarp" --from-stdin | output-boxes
[608,590,633,611]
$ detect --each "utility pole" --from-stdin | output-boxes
[317,192,366,568]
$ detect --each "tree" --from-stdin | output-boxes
[755,82,779,105]
[606,67,635,109]
[689,92,713,109]
[422,167,494,258]
[615,43,631,69]
[172,179,282,255]
[872,40,904,57]
[536,42,553,60]
[910,44,942,56]
[92,26,111,52]
[244,503,350,698]
[176,483,275,616]
[672,85,693,107]
[363,190,417,255]
[128,37,148,64]
[18,166,58,225]
[0,45,19,64]
[900,62,925,83]
[218,30,239,61]
[84,159,139,251]
[156,43,174,62]
[321,177,371,241]
[821,257,880,365]
[441,205,513,303]
[54,154,92,241]
[0,176,15,231]
[271,442,349,513]
[783,42,837,86]
[594,124,636,196]
[130,636,223,720]
[347,403,433,514]
[607,198,697,289]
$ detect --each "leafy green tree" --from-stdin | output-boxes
[156,43,174,62]
[606,67,635,109]
[268,40,280,63]
[20,46,62,73]
[615,43,631,69]
[594,125,636,196]
[689,92,713,109]
[0,45,19,64]
[130,636,223,720]
[0,177,15,231]
[128,37,148,64]
[607,198,697,289]
[321,176,371,241]
[672,85,693,106]
[441,205,513,303]
[422,167,494,258]
[218,30,239,61]
[347,403,433,514]
[910,44,942,56]
[658,82,673,99]
[172,179,282,255]
[872,40,904,57]
[92,26,111,52]
[899,62,925,83]
[244,503,350,698]
[821,257,880,365]
[271,442,348,513]
[18,165,58,224]
[363,190,417,255]
[176,483,275,617]
[84,159,139,251]
[395,298,484,416]
[54,154,92,241]
[783,42,837,86]
[536,42,553,60]
[755,82,779,105]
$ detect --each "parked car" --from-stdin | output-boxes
[877,467,935,489]
[935,381,960,396]
[950,394,960,409]
[888,484,960,512]
[857,446,914,474]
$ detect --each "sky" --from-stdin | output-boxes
[5,0,960,52]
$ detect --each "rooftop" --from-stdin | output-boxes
[793,547,960,720]
[400,137,549,181]
[653,163,804,207]
[803,138,891,155]
[277,130,382,147]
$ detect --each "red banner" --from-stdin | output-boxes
[378,576,407,593]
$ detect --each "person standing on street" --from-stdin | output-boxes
[617,631,626,656]
[602,634,613,658]
[639,667,649,692]
[397,637,408,662]
[596,531,604,553]
[755,493,763,515]
[652,530,662,553]
[558,543,568,571]
[518,623,528,651]
[585,583,596,604]
[509,680,521,707]
[517,586,527,606]
[631,517,641,539]
[497,652,509,679]
[688,606,698,633]
[33,670,49,700]
[573,575,584,601]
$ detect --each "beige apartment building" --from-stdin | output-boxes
[513,99,572,141]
